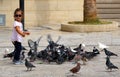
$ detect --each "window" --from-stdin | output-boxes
[0,14,5,26]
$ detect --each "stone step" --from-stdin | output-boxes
[96,0,120,26]
[97,4,120,9]
[101,19,120,22]
[97,0,120,4]
[97,9,120,14]
[97,14,120,19]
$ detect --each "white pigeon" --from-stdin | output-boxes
[82,43,86,47]
[57,49,61,53]
[81,43,86,50]
[5,48,9,54]
[98,42,109,49]
[70,47,77,53]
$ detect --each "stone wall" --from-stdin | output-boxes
[0,0,83,27]
[25,0,84,27]
[0,0,19,27]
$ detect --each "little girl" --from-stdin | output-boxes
[11,8,30,64]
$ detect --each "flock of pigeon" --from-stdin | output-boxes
[3,34,119,75]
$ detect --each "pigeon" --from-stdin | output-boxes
[93,47,100,54]
[73,44,85,53]
[81,43,85,48]
[5,48,9,52]
[3,51,14,59]
[70,63,81,75]
[3,48,13,59]
[98,42,109,49]
[20,51,25,61]
[81,55,87,65]
[25,59,36,71]
[29,51,38,62]
[106,56,118,71]
[73,54,81,63]
[82,50,99,60]
[70,47,77,53]
[28,36,42,61]
[28,49,38,62]
[47,34,61,44]
[55,36,61,43]
[103,48,118,57]
[22,46,27,50]
[3,46,27,59]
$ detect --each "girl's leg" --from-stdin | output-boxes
[13,41,22,62]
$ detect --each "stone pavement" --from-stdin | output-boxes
[0,25,120,77]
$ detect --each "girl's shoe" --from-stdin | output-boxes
[13,61,23,65]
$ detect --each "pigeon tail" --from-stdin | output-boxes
[113,66,119,69]
[32,65,36,68]
[113,54,118,57]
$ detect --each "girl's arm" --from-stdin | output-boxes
[15,26,25,37]
[23,31,30,35]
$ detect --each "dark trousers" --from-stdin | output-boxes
[13,41,22,61]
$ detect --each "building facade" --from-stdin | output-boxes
[1,0,120,28]
[0,0,83,28]
[0,0,19,27]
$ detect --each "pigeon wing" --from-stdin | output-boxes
[47,34,53,43]
[56,36,61,43]
[28,39,35,49]
[36,36,42,45]
[98,42,109,49]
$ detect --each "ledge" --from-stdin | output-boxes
[61,21,119,32]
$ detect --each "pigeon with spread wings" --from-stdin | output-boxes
[28,36,42,61]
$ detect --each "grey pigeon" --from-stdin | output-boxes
[28,36,42,61]
[103,48,118,57]
[106,56,118,71]
[22,46,27,50]
[25,59,36,71]
[3,51,14,59]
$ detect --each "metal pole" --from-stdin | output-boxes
[19,0,25,30]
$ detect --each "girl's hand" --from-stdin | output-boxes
[24,31,30,35]
[22,34,25,37]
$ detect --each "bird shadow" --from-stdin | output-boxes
[23,70,29,72]
[66,75,78,77]
[23,69,36,72]
[65,72,80,77]
[105,70,118,72]
[96,70,118,73]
